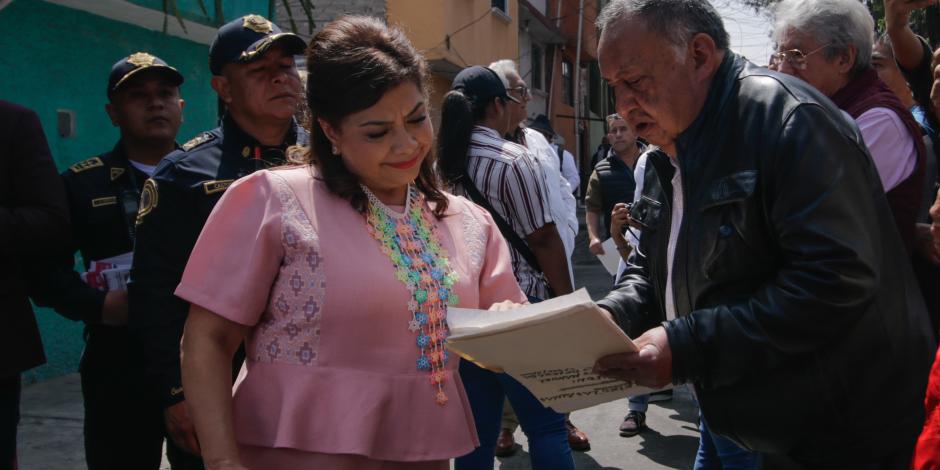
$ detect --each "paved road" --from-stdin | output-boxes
[18,208,701,469]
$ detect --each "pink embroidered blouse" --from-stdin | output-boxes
[174,166,525,461]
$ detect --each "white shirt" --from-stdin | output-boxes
[522,128,578,284]
[664,157,683,322]
[559,148,580,192]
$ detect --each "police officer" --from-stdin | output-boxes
[128,15,306,469]
[29,52,185,469]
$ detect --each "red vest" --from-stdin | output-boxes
[831,68,926,253]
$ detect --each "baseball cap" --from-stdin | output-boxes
[209,14,307,75]
[451,66,521,104]
[107,52,183,97]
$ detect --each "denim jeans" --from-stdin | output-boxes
[628,394,649,412]
[455,361,574,470]
[694,416,761,470]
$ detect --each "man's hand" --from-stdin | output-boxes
[165,401,201,456]
[101,289,129,326]
[915,223,940,266]
[930,188,940,254]
[589,237,605,255]
[610,203,630,240]
[884,0,937,31]
[931,54,940,122]
[593,326,673,389]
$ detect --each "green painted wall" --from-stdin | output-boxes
[0,0,265,383]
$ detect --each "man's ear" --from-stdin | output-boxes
[836,46,858,75]
[690,32,721,82]
[105,102,120,127]
[211,76,232,104]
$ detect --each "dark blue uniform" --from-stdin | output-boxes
[29,142,166,469]
[128,114,304,467]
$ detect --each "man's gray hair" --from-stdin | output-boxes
[596,0,729,51]
[606,113,624,126]
[772,0,874,74]
[488,59,520,88]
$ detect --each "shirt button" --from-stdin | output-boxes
[719,224,733,237]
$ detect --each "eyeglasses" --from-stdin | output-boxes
[508,84,531,100]
[769,43,831,71]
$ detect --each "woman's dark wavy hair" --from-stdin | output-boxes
[437,90,495,187]
[297,15,448,217]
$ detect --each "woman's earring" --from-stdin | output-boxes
[332,145,339,155]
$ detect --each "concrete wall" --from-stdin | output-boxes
[0,0,264,382]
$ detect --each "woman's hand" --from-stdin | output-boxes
[204,459,249,470]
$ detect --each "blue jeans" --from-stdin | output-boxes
[628,394,649,412]
[694,416,761,470]
[455,360,574,470]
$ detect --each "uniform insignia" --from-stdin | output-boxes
[136,179,158,225]
[69,157,104,173]
[91,196,117,207]
[203,179,234,195]
[170,386,183,396]
[182,132,216,151]
[242,146,251,158]
[243,14,273,33]
[127,52,156,68]
[110,167,125,181]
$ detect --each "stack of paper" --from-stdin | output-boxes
[81,251,133,291]
[446,289,657,412]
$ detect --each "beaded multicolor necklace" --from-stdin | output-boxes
[362,184,459,406]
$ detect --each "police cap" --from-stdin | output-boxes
[208,14,307,75]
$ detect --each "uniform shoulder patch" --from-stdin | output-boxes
[69,157,104,173]
[182,132,217,151]
[135,179,159,226]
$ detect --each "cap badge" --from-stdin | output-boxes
[243,15,273,34]
[127,52,156,68]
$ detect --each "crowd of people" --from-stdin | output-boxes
[4,0,940,469]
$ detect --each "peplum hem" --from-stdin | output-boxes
[231,361,479,462]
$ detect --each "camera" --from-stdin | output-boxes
[627,196,662,230]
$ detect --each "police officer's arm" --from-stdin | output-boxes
[0,106,69,258]
[28,174,106,324]
[129,175,198,408]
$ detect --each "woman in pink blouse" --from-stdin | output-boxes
[177,16,526,470]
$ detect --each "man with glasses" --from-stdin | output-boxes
[771,0,926,253]
[592,0,933,466]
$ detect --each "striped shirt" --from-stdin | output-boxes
[458,126,554,299]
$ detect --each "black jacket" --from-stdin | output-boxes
[30,142,150,324]
[128,114,303,407]
[593,152,636,236]
[0,100,69,377]
[598,54,935,464]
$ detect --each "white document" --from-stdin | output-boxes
[81,251,133,291]
[446,289,657,412]
[596,238,622,276]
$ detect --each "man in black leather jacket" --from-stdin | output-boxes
[592,1,935,467]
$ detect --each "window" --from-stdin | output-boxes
[562,59,573,105]
[531,44,543,91]
[491,0,507,12]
